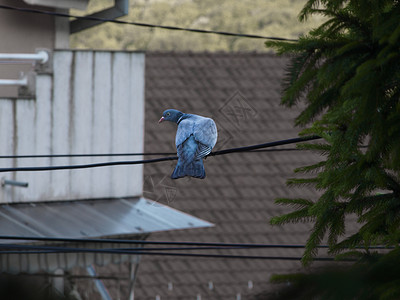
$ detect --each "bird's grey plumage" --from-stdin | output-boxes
[159,109,217,179]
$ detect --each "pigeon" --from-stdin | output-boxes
[159,109,217,179]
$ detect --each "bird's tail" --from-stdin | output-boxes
[171,159,205,179]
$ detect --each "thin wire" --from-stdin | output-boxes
[84,246,293,251]
[0,156,178,172]
[0,245,309,252]
[0,152,175,159]
[0,244,271,252]
[0,251,340,261]
[0,235,315,247]
[0,4,298,42]
[210,135,320,156]
[0,135,321,172]
[0,148,303,159]
[0,142,364,159]
[0,146,368,159]
[31,273,129,281]
[0,235,392,250]
[0,244,345,261]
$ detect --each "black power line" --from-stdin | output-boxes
[0,148,305,159]
[210,135,320,156]
[0,243,346,262]
[0,4,298,42]
[0,236,390,262]
[0,235,391,250]
[0,156,178,173]
[0,135,321,172]
[0,152,175,159]
[0,235,311,247]
[0,141,367,159]
[0,251,338,262]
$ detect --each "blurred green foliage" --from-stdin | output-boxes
[266,0,400,265]
[70,0,325,51]
[263,0,400,297]
[257,249,400,300]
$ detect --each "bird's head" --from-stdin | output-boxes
[159,109,184,124]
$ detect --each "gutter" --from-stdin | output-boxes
[70,0,129,33]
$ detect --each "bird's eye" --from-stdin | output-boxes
[166,112,170,116]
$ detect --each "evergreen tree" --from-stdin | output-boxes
[258,249,400,299]
[266,0,400,265]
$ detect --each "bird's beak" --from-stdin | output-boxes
[158,116,165,123]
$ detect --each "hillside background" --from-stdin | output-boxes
[71,0,324,52]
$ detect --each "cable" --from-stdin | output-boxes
[0,152,176,159]
[210,135,320,156]
[0,235,314,247]
[0,236,389,261]
[0,235,392,250]
[0,148,305,159]
[0,244,278,252]
[0,156,177,173]
[0,135,321,172]
[1,141,366,159]
[0,244,346,261]
[0,4,298,42]
[25,273,129,281]
[0,251,340,261]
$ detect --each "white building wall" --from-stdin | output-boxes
[0,50,145,203]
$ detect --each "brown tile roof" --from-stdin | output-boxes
[133,52,323,299]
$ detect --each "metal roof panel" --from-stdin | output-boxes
[0,197,214,243]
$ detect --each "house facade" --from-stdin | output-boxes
[0,2,212,298]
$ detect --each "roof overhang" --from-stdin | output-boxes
[23,0,89,10]
[0,197,213,241]
[0,197,213,273]
[23,0,130,33]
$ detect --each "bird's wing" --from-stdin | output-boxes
[175,118,194,148]
[194,142,212,160]
[177,134,197,163]
[175,115,217,160]
[192,116,218,149]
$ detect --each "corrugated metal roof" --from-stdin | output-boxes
[0,197,213,243]
[0,197,213,273]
